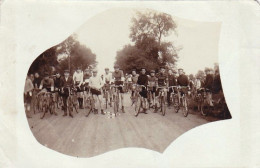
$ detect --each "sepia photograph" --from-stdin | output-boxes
[23,8,232,157]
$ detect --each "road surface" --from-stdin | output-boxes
[27,93,219,157]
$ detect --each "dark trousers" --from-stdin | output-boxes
[62,95,69,113]
[167,88,173,105]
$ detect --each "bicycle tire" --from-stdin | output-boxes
[161,96,166,116]
[183,97,189,117]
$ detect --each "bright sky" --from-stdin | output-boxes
[76,8,220,75]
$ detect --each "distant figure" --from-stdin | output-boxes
[24,74,34,118]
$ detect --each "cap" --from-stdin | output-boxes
[44,71,49,77]
[205,68,210,72]
[172,70,177,73]
[92,69,98,73]
[178,68,183,71]
[114,64,119,68]
[150,70,155,73]
[105,67,109,70]
[64,70,70,73]
[141,67,146,70]
[132,69,137,72]
[160,66,165,69]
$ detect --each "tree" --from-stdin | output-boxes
[130,10,177,45]
[115,10,179,73]
[28,34,96,76]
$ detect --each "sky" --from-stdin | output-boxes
[75,8,221,75]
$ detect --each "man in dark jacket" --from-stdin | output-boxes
[167,69,177,106]
[204,68,214,107]
[136,67,149,116]
[60,70,74,118]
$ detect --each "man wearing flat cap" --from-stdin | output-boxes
[60,70,74,117]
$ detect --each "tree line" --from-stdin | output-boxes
[28,34,97,76]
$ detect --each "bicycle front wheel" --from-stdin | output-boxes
[161,96,166,116]
[183,97,189,117]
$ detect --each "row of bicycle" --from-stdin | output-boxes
[32,84,229,119]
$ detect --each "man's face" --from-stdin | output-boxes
[35,73,39,78]
[44,76,49,80]
[141,69,146,74]
[77,69,81,73]
[64,73,69,78]
[93,72,97,77]
[178,70,183,75]
[132,71,136,75]
[114,68,119,72]
[151,72,155,77]
[168,70,173,75]
[56,73,60,78]
[160,68,165,73]
[105,69,109,74]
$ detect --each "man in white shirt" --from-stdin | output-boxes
[102,68,113,106]
[73,67,84,109]
[89,69,105,115]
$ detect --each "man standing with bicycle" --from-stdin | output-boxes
[177,68,189,102]
[154,66,168,113]
[112,64,125,113]
[148,70,158,109]
[135,67,149,117]
[167,69,177,107]
[73,67,84,109]
[102,68,113,107]
[38,71,57,117]
[204,68,214,108]
[89,69,105,115]
[60,70,74,118]
[130,69,139,105]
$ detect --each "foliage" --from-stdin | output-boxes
[115,10,179,73]
[28,35,96,76]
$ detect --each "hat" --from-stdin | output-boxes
[150,70,155,73]
[64,70,70,73]
[205,68,210,72]
[105,67,109,70]
[132,69,137,72]
[172,70,177,73]
[114,64,119,68]
[178,68,183,71]
[141,67,146,70]
[44,71,49,77]
[92,69,98,73]
[160,66,165,69]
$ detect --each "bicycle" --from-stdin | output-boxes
[131,84,139,112]
[67,86,79,115]
[168,86,180,113]
[135,85,148,117]
[85,91,96,117]
[40,91,57,119]
[111,84,124,116]
[103,83,112,109]
[156,86,167,116]
[176,86,190,117]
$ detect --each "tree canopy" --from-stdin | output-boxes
[115,10,179,74]
[28,35,96,75]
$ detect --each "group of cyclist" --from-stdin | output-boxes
[24,63,223,118]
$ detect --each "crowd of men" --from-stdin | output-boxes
[24,64,223,118]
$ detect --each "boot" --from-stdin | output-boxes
[63,112,67,116]
[69,113,73,118]
[122,106,125,113]
[101,109,105,115]
[109,98,112,107]
[154,104,158,113]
